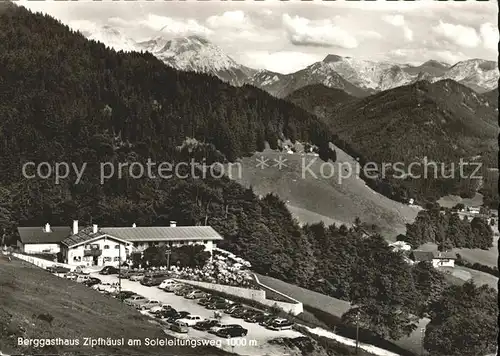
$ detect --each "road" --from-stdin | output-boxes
[91,273,303,356]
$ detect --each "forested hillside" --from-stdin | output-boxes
[288,79,499,205]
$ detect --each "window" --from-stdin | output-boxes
[103,257,111,262]
[114,257,120,261]
[104,245,110,249]
[84,244,89,249]
[115,245,120,249]
[203,240,207,244]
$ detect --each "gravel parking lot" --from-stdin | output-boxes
[91,273,303,356]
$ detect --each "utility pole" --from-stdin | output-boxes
[355,310,360,355]
[118,245,122,297]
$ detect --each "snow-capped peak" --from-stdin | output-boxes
[83,25,137,52]
[136,35,240,72]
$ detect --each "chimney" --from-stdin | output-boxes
[132,223,136,228]
[73,220,79,235]
[92,224,98,234]
[170,221,177,227]
[44,223,50,233]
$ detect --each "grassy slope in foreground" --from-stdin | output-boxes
[231,148,420,238]
[0,256,228,356]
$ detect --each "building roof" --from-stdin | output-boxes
[411,251,435,262]
[411,250,456,262]
[60,227,104,247]
[100,226,223,242]
[17,226,71,244]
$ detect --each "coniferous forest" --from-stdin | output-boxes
[0,5,497,355]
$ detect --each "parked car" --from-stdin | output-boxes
[141,274,168,287]
[64,272,78,281]
[93,282,117,293]
[74,266,91,275]
[232,308,254,319]
[155,308,179,320]
[177,315,205,326]
[164,282,183,292]
[259,316,278,328]
[76,275,91,283]
[206,300,230,310]
[138,300,161,310]
[267,318,294,331]
[149,304,172,314]
[193,319,221,331]
[245,312,270,323]
[216,325,248,338]
[198,296,223,307]
[83,277,101,287]
[174,286,194,296]
[99,266,119,275]
[158,279,177,290]
[184,290,208,299]
[166,311,190,324]
[124,295,148,306]
[224,304,243,314]
[114,291,137,301]
[170,321,189,333]
[129,273,145,282]
[47,266,70,274]
[208,324,238,335]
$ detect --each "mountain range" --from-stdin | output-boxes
[83,25,499,97]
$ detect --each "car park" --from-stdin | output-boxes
[184,290,208,299]
[266,318,294,331]
[216,325,248,338]
[259,316,278,328]
[169,321,189,334]
[198,296,223,307]
[177,314,205,326]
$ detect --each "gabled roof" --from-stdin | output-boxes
[410,251,435,262]
[61,227,134,248]
[18,226,71,244]
[100,226,223,242]
[60,227,103,247]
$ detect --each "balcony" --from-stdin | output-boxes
[84,249,102,257]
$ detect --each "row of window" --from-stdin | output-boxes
[136,241,209,247]
[85,244,121,250]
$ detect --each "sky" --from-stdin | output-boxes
[20,0,498,74]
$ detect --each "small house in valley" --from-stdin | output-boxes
[410,250,456,268]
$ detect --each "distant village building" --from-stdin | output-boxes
[389,241,412,252]
[409,250,456,268]
[17,220,223,267]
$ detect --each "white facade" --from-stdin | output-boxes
[23,243,60,254]
[432,258,455,268]
[66,235,132,267]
